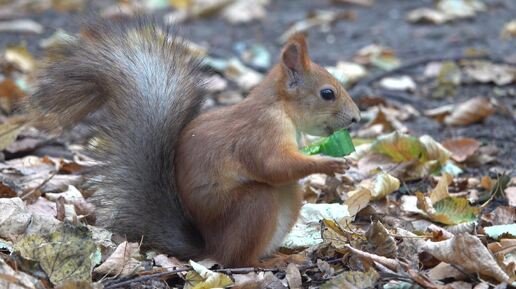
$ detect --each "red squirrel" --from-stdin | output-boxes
[31,19,360,267]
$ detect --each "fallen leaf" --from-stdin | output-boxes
[0,258,43,289]
[0,79,25,113]
[0,198,31,240]
[0,19,43,34]
[282,203,352,249]
[444,97,495,126]
[427,262,466,281]
[417,192,479,225]
[483,206,516,225]
[365,221,397,258]
[429,173,453,204]
[321,267,379,289]
[185,260,233,289]
[354,44,401,71]
[432,61,461,98]
[15,222,97,286]
[4,44,36,72]
[422,233,510,283]
[0,122,25,151]
[505,187,516,207]
[94,241,142,277]
[285,263,302,289]
[463,61,516,86]
[279,10,355,43]
[406,8,449,24]
[442,137,481,162]
[379,76,416,92]
[221,0,270,24]
[501,19,516,39]
[326,61,368,86]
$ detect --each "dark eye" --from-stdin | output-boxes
[320,88,335,101]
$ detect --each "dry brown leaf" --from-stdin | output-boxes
[430,173,453,204]
[505,187,516,207]
[463,61,516,85]
[443,97,495,126]
[428,262,466,281]
[0,198,31,240]
[442,138,481,162]
[422,233,511,283]
[483,206,516,225]
[285,263,302,289]
[0,79,25,114]
[365,221,397,258]
[94,241,143,277]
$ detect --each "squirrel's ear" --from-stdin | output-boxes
[281,33,310,87]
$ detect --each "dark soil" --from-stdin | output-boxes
[1,0,515,174]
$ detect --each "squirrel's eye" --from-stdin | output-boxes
[320,88,335,101]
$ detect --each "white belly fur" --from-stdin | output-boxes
[264,183,302,255]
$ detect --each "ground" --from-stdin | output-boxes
[1,0,516,288]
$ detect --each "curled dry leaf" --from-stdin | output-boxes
[422,233,511,283]
[444,97,495,126]
[429,173,453,204]
[442,137,481,162]
[94,241,143,277]
[365,221,397,258]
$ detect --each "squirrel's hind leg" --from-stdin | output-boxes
[201,183,281,267]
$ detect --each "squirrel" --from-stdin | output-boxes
[30,19,361,267]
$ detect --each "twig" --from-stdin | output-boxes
[103,268,190,289]
[20,170,58,200]
[349,54,516,98]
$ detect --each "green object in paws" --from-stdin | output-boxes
[301,129,355,157]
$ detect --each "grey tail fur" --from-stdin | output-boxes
[31,19,205,258]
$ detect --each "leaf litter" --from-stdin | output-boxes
[0,0,515,288]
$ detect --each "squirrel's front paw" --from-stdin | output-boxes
[320,157,350,175]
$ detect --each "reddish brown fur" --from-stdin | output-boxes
[175,34,360,266]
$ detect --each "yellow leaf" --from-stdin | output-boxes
[186,260,233,289]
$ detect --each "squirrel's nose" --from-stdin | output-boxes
[351,111,361,124]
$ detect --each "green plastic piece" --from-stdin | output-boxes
[301,129,355,157]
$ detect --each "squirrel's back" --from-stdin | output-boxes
[31,19,205,258]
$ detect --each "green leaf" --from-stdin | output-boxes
[484,224,516,240]
[14,222,97,286]
[302,129,355,157]
[432,197,479,225]
[371,131,428,163]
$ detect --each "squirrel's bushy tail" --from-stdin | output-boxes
[31,19,205,258]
